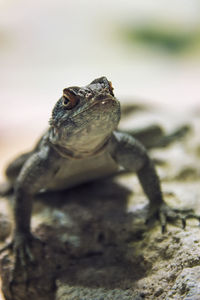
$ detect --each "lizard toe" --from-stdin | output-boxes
[146,202,200,233]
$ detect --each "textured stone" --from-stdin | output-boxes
[166,266,200,299]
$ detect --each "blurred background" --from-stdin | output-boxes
[0,0,200,179]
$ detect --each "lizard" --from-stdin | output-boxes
[0,76,199,265]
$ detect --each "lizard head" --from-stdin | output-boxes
[49,76,121,155]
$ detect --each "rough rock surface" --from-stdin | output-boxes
[0,103,200,300]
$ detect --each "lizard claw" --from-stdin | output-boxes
[146,202,200,233]
[14,233,35,266]
[13,232,45,267]
[1,232,45,287]
[0,233,43,267]
[0,233,37,284]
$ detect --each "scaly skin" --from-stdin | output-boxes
[0,76,199,266]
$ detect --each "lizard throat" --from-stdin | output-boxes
[49,136,110,159]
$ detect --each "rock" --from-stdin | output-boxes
[56,281,144,300]
[166,266,200,299]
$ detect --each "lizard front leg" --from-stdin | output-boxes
[1,144,60,265]
[109,131,200,232]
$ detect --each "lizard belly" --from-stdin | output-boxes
[46,151,119,191]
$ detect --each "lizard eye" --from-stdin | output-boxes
[62,88,79,109]
[63,97,70,106]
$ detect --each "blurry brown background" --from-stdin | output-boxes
[0,0,200,180]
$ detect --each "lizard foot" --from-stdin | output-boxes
[13,232,36,266]
[0,232,43,266]
[0,233,44,285]
[146,202,200,233]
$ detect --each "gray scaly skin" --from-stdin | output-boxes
[1,76,199,265]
